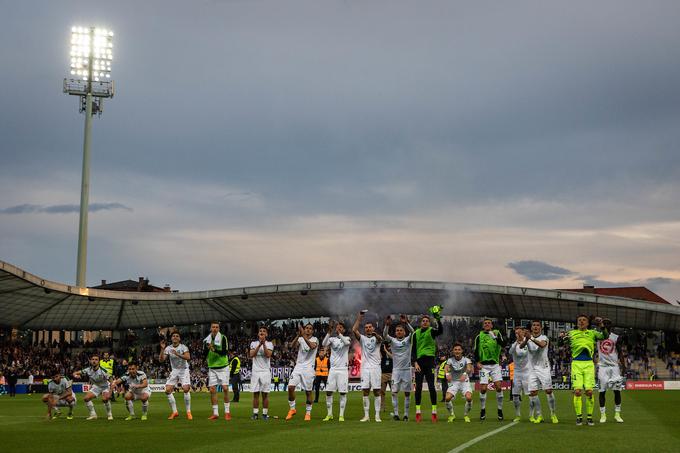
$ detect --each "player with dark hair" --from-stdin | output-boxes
[353,311,384,422]
[444,343,473,423]
[160,330,192,420]
[112,362,151,421]
[473,318,506,421]
[286,323,318,421]
[73,353,113,420]
[204,321,231,420]
[322,320,351,421]
[384,314,415,421]
[42,370,76,420]
[526,320,558,424]
[559,314,609,426]
[249,326,274,420]
[411,309,443,422]
[597,319,625,423]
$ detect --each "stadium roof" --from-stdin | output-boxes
[2,259,680,331]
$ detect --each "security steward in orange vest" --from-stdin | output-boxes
[313,348,330,403]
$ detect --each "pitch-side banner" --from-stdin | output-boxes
[625,381,664,390]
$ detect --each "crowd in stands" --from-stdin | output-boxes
[2,316,679,394]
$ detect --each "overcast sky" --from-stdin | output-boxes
[1,0,679,303]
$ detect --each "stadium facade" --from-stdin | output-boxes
[1,259,679,331]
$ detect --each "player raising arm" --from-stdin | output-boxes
[322,320,351,422]
[526,320,558,424]
[42,370,76,420]
[383,314,415,421]
[411,310,443,422]
[509,326,533,422]
[160,330,192,420]
[559,314,608,426]
[73,353,113,420]
[112,362,151,421]
[597,319,625,423]
[353,311,384,422]
[286,323,318,421]
[249,326,274,420]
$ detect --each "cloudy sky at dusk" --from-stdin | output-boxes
[2,0,679,303]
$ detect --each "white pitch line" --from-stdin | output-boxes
[447,421,519,453]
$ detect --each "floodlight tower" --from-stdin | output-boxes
[63,26,114,287]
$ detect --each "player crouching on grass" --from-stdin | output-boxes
[559,314,608,426]
[112,362,152,421]
[159,330,192,420]
[73,353,113,420]
[286,323,319,421]
[42,370,76,420]
[444,343,473,423]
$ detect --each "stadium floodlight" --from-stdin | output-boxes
[63,26,115,288]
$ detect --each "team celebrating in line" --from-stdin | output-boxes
[42,311,625,426]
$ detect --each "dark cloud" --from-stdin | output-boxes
[0,203,132,214]
[507,260,575,281]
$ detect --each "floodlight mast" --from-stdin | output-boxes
[63,26,114,288]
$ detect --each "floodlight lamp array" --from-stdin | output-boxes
[69,26,113,82]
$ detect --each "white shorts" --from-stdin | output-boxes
[361,367,381,390]
[512,373,530,395]
[89,385,110,398]
[56,392,77,406]
[598,366,624,392]
[528,368,552,392]
[326,369,349,393]
[391,369,412,393]
[208,368,229,387]
[479,364,502,385]
[251,370,272,393]
[446,380,472,397]
[130,389,151,400]
[289,368,315,391]
[166,369,191,387]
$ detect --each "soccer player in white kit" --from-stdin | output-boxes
[322,320,351,422]
[286,323,318,421]
[112,362,152,421]
[509,325,533,422]
[42,370,76,420]
[383,314,414,421]
[73,354,113,420]
[597,319,625,423]
[249,326,274,420]
[353,311,384,422]
[159,330,192,420]
[526,320,558,424]
[444,343,474,423]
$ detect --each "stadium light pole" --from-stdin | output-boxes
[63,26,115,287]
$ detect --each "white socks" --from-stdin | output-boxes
[86,400,95,415]
[142,401,148,415]
[363,396,370,417]
[167,393,177,412]
[480,392,487,409]
[289,399,296,409]
[184,393,191,412]
[513,395,521,416]
[212,404,219,416]
[496,392,504,410]
[464,400,472,416]
[224,402,230,414]
[404,395,410,417]
[326,394,333,416]
[305,403,312,415]
[127,400,135,415]
[547,393,556,414]
[446,401,453,415]
[530,395,541,417]
[374,395,381,417]
[392,393,399,416]
[104,401,112,416]
[339,394,347,417]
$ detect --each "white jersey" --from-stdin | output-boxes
[383,323,414,371]
[294,336,318,370]
[322,334,351,370]
[527,335,550,370]
[360,334,381,370]
[597,332,621,368]
[250,340,274,373]
[164,343,189,370]
[121,371,150,393]
[48,378,72,395]
[80,366,110,387]
[446,356,471,382]
[509,341,531,375]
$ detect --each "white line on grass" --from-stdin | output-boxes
[447,421,519,453]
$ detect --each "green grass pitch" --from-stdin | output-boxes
[1,391,679,452]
